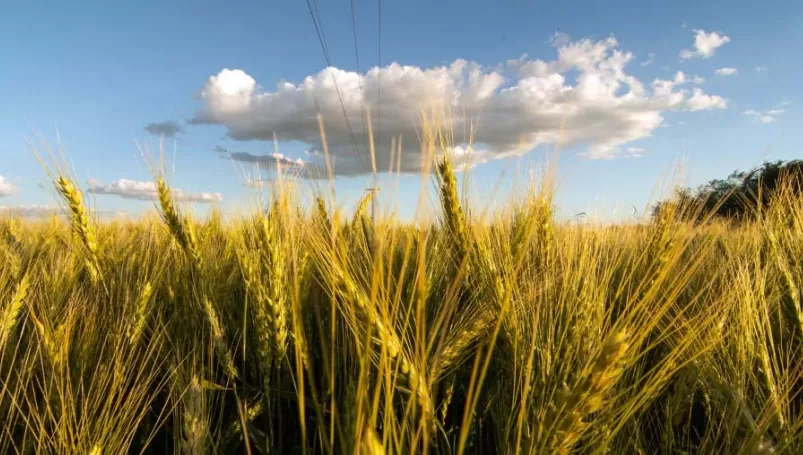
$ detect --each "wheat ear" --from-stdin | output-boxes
[182,374,209,455]
[547,330,630,454]
[260,216,288,360]
[155,177,203,268]
[436,158,470,260]
[127,282,154,346]
[334,263,434,417]
[55,175,100,281]
[352,191,374,231]
[202,297,239,380]
[0,274,30,350]
[432,308,494,381]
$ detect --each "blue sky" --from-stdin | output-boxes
[1,0,800,220]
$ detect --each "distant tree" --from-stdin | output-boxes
[652,160,803,222]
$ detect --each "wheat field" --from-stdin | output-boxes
[1,129,802,454]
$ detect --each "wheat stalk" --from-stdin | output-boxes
[260,216,288,360]
[155,177,203,268]
[361,427,386,455]
[156,177,241,384]
[0,241,22,280]
[29,311,66,368]
[650,197,678,277]
[436,158,470,261]
[202,296,238,380]
[156,177,183,244]
[237,211,289,391]
[224,399,264,442]
[55,175,100,282]
[239,249,274,376]
[546,330,630,454]
[352,191,374,233]
[127,282,154,346]
[0,274,30,350]
[767,230,803,340]
[535,196,554,265]
[439,376,456,425]
[182,374,209,455]
[333,260,434,417]
[432,308,494,380]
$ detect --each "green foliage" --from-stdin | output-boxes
[653,159,803,222]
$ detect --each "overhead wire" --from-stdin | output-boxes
[304,0,367,175]
[349,0,372,169]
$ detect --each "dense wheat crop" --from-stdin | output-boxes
[1,130,802,454]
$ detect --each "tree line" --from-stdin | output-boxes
[653,159,803,222]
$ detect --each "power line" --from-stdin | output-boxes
[352,0,381,230]
[349,0,371,169]
[304,0,367,175]
[376,0,381,167]
[349,0,362,72]
[373,0,382,230]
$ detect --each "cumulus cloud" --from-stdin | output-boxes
[743,108,786,124]
[640,52,656,67]
[685,88,728,111]
[0,175,18,197]
[191,35,729,166]
[87,179,222,202]
[144,121,184,138]
[680,29,730,59]
[715,67,738,76]
[672,71,705,85]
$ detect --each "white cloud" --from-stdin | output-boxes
[671,71,704,85]
[191,35,729,164]
[743,108,786,124]
[754,66,769,73]
[715,67,738,76]
[685,88,728,111]
[87,179,222,202]
[640,52,656,67]
[0,175,18,197]
[680,29,730,59]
